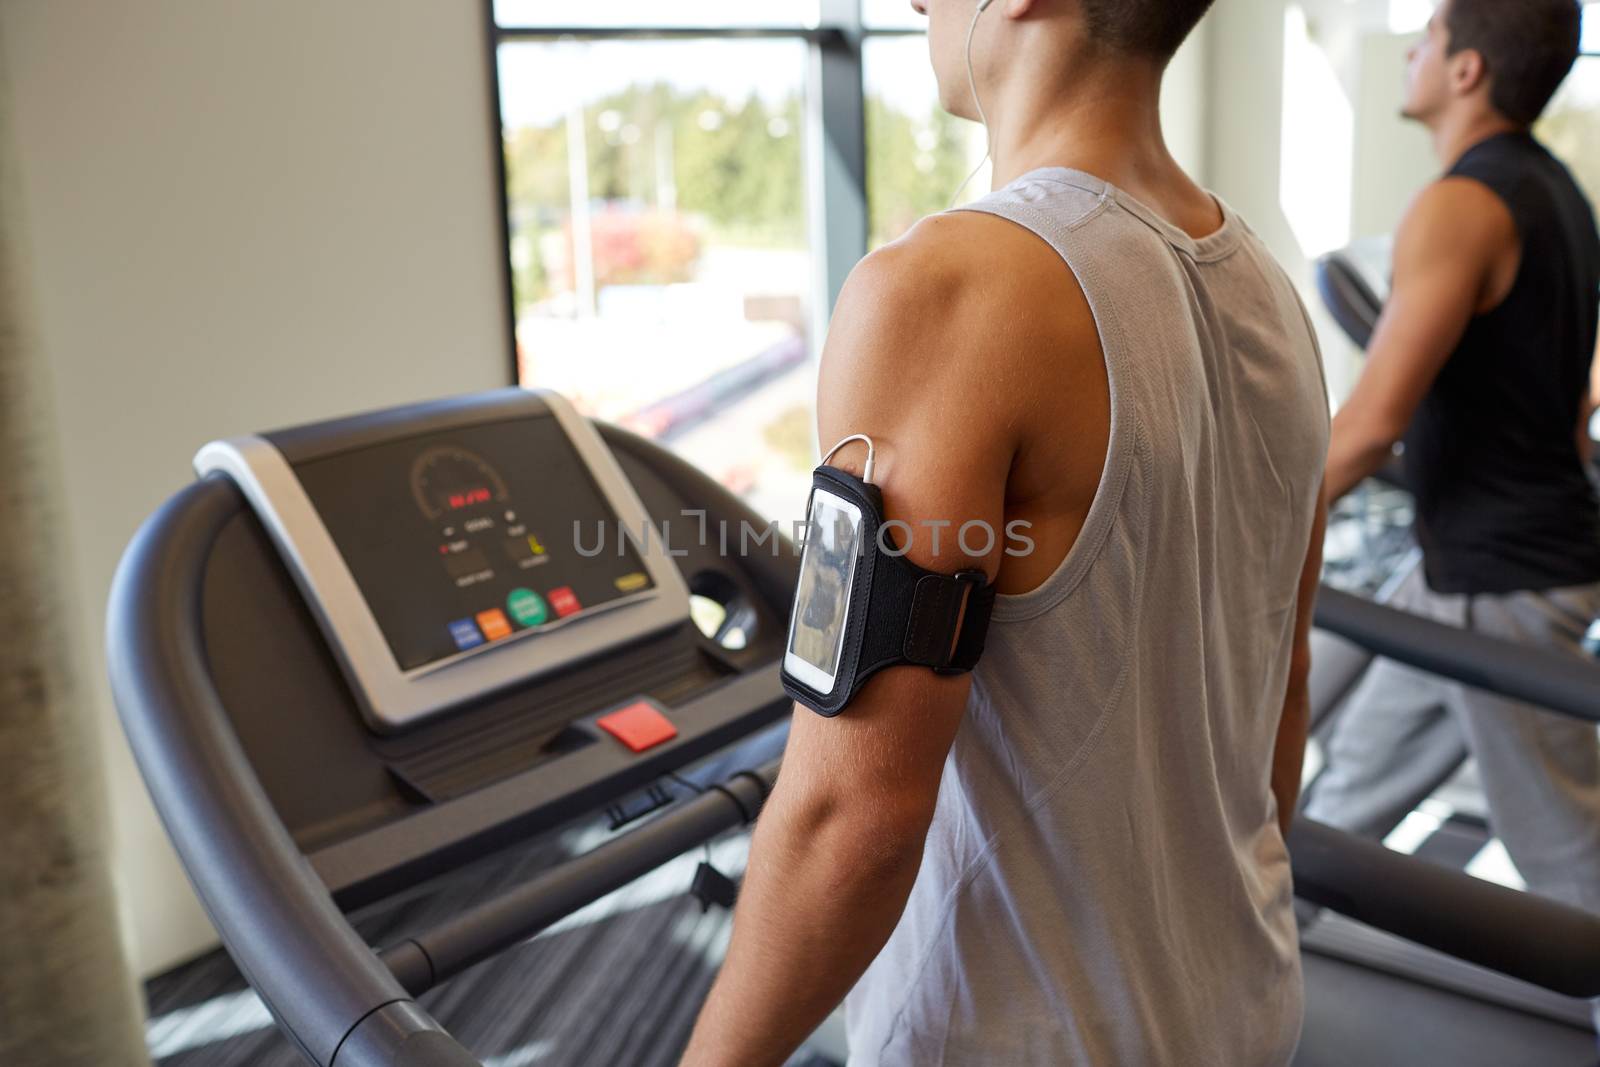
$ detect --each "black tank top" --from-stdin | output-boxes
[1402,132,1600,595]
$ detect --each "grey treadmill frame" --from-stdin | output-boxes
[110,407,795,1067]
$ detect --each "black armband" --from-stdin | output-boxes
[780,464,997,717]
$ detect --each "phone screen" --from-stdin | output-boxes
[787,490,863,686]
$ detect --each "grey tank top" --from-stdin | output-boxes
[844,169,1331,1066]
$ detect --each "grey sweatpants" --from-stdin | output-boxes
[1304,567,1600,913]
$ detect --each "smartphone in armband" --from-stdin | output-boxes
[781,459,997,717]
[784,488,865,695]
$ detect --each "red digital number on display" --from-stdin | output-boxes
[448,488,492,510]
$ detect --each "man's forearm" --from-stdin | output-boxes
[680,785,928,1067]
[1326,414,1397,504]
[1271,679,1310,840]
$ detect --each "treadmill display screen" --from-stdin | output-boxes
[294,416,654,672]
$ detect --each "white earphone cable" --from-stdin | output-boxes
[822,434,877,484]
[947,0,995,210]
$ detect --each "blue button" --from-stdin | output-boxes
[449,618,484,650]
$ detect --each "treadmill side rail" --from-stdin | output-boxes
[107,476,480,1067]
[1315,586,1600,725]
[1290,817,1600,999]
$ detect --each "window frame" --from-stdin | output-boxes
[481,0,924,383]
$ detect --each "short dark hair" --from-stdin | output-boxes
[1079,0,1216,59]
[1445,0,1582,125]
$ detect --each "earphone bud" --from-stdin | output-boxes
[948,0,997,208]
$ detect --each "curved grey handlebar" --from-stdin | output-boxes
[1315,585,1600,724]
[107,477,478,1067]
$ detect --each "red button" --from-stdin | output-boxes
[548,586,582,618]
[596,701,678,753]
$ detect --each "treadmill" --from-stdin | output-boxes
[1314,241,1389,353]
[109,388,1600,1066]
[1299,589,1600,1065]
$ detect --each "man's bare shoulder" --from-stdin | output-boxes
[817,210,1109,585]
[1398,178,1517,264]
[824,211,1098,403]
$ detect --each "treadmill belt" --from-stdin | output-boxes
[1297,951,1597,1067]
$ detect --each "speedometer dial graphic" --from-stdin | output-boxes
[410,446,510,520]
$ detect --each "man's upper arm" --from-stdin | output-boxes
[1271,474,1326,815]
[777,220,1041,823]
[1340,179,1515,443]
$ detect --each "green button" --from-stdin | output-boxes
[507,588,549,627]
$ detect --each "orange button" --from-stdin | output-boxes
[475,608,512,641]
[596,701,678,753]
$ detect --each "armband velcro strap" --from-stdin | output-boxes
[950,579,997,672]
[902,570,995,674]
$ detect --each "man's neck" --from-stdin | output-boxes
[1431,108,1523,170]
[986,62,1178,197]
[983,58,1216,236]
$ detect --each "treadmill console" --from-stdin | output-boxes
[196,390,689,731]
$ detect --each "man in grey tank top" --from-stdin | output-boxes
[681,2,1330,1065]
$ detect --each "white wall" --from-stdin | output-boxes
[1352,31,1437,239]
[1165,21,1213,183]
[1203,0,1445,404]
[0,0,510,976]
[1206,0,1306,282]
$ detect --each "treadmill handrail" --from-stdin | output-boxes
[381,762,780,997]
[107,476,479,1067]
[1290,818,1600,998]
[368,759,1600,1003]
[1314,251,1384,351]
[1314,585,1600,724]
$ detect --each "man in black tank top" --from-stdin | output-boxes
[1407,131,1600,591]
[1309,0,1600,918]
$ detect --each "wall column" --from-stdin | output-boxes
[0,24,150,1067]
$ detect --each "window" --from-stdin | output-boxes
[490,3,986,517]
[1279,3,1355,258]
[863,35,989,249]
[494,1,819,30]
[862,0,922,31]
[497,33,818,518]
[1538,6,1600,205]
[1542,57,1600,203]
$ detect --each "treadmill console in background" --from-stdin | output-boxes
[195,391,690,732]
